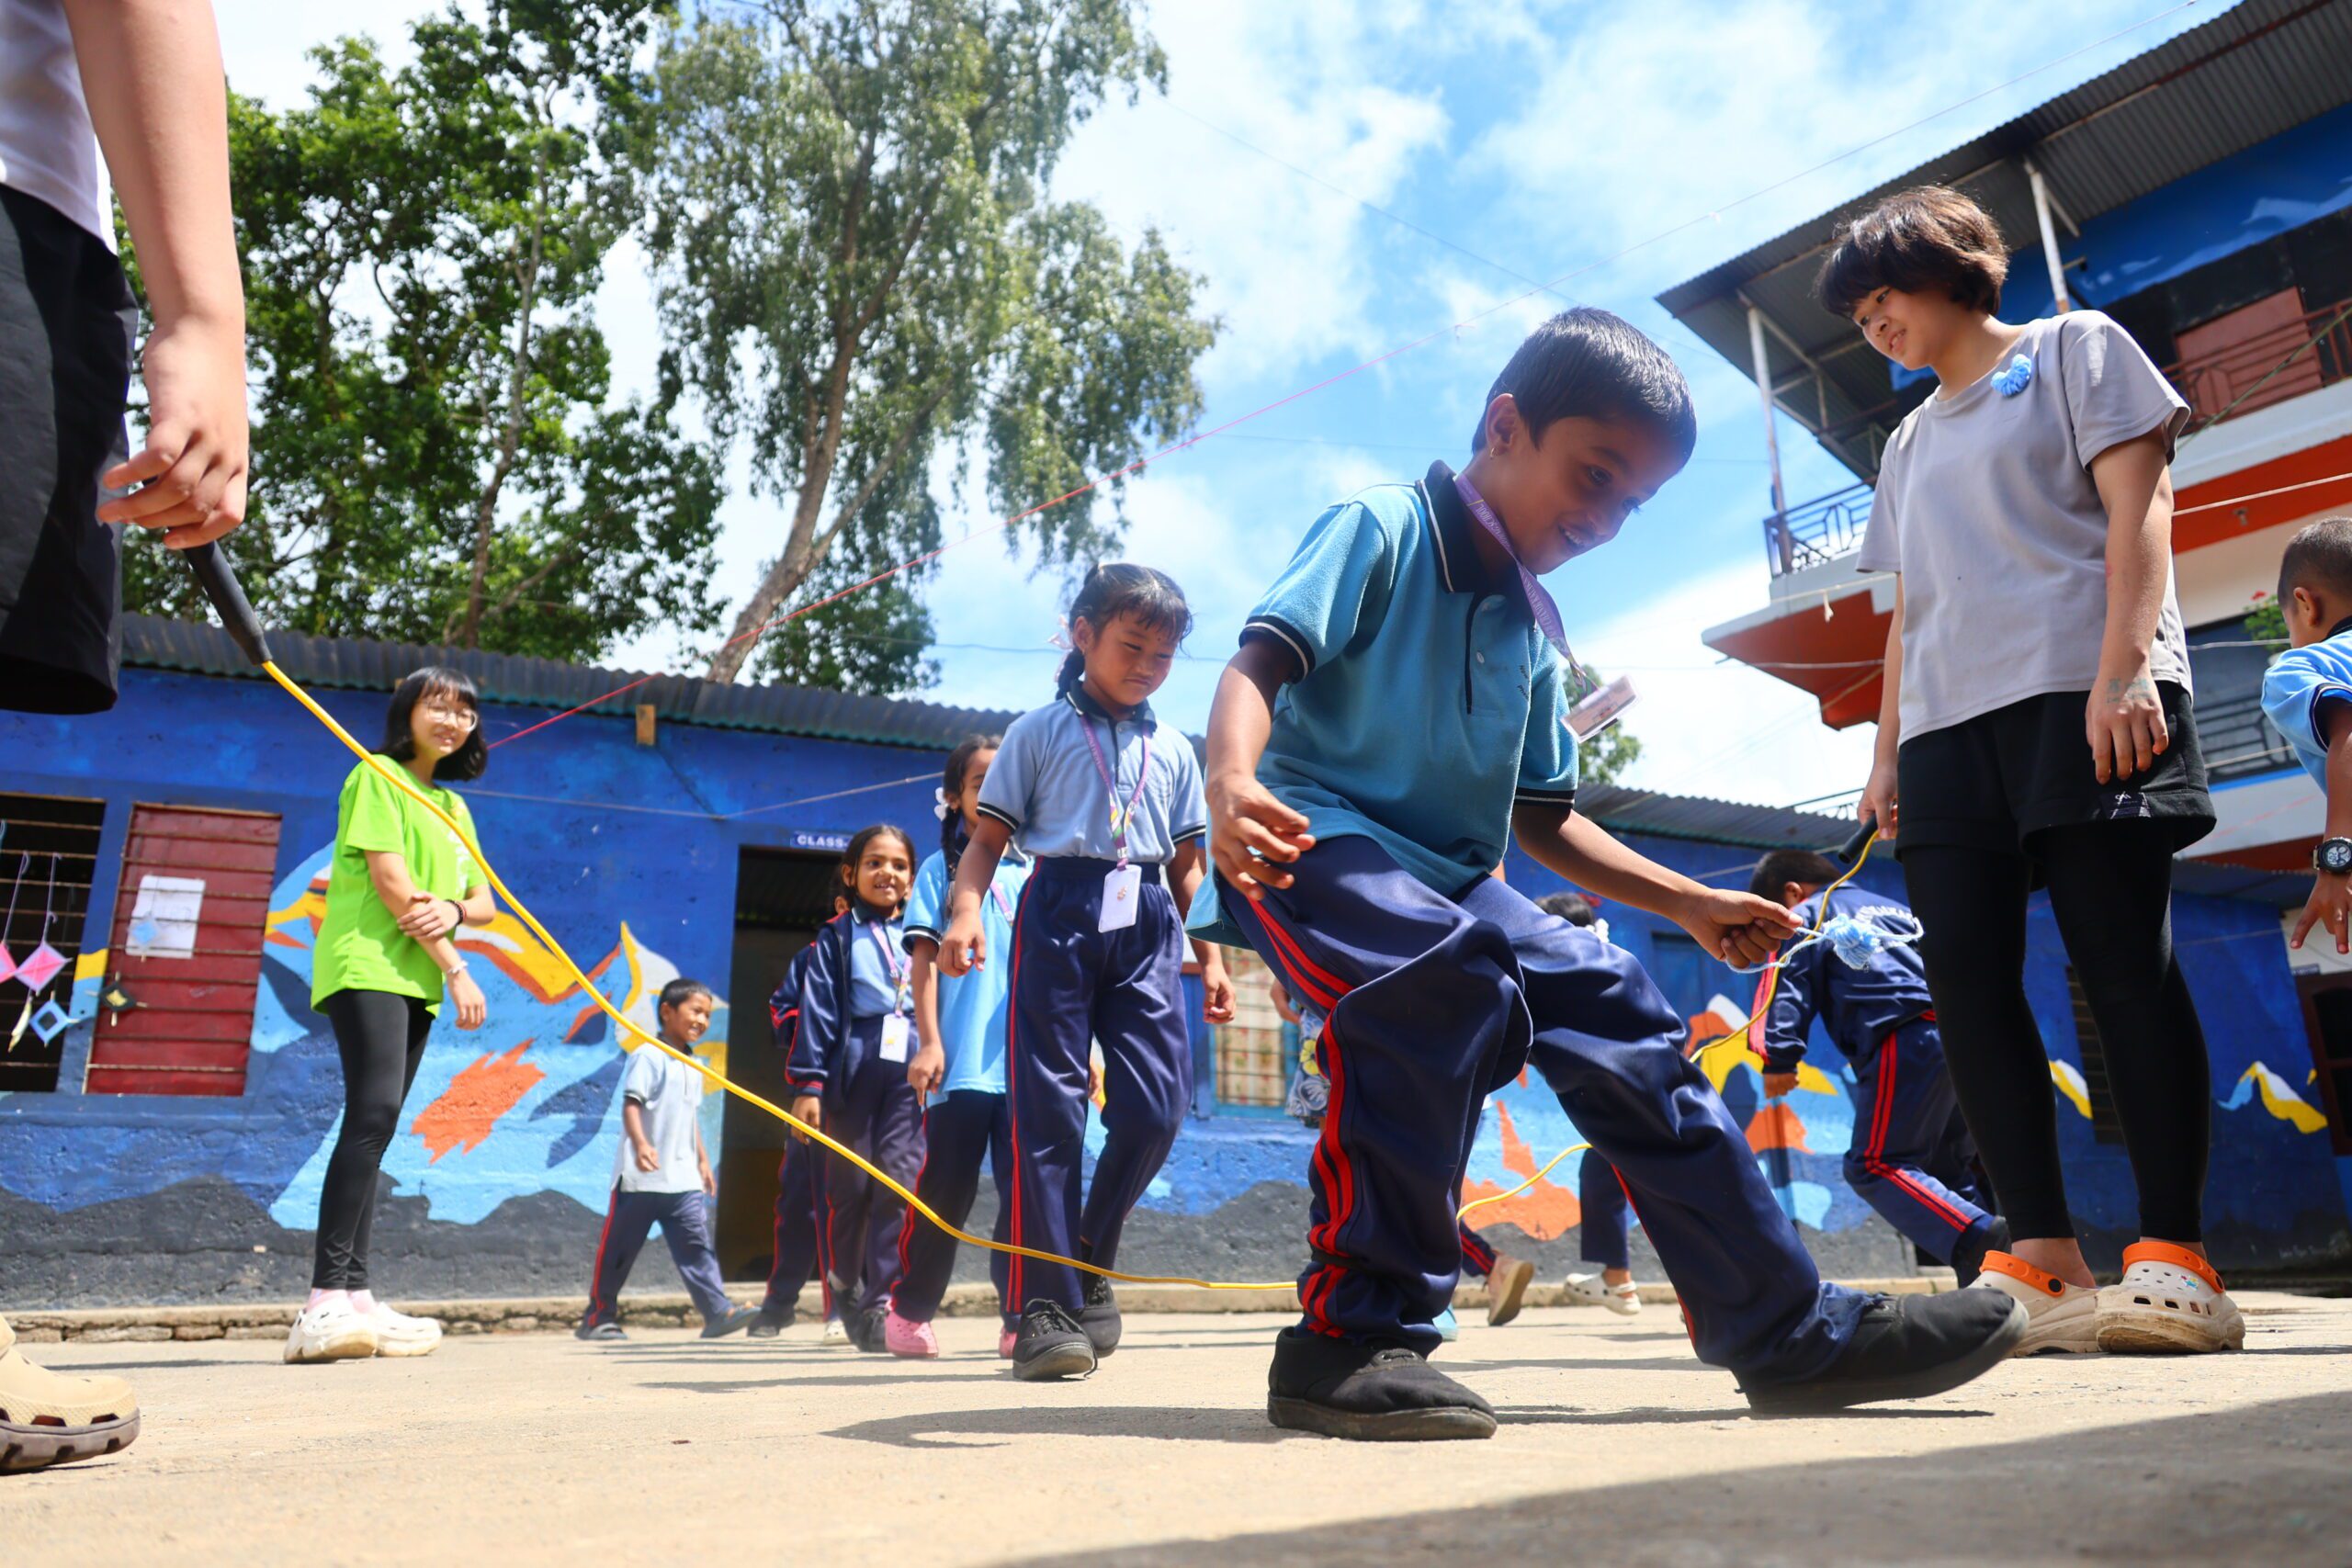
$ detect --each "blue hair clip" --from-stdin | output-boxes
[1992,353,2034,397]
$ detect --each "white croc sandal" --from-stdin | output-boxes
[1968,1251,2098,1355]
[1564,1271,1642,1317]
[2097,1242,2245,1354]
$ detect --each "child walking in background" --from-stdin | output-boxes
[788,828,921,1351]
[577,980,759,1341]
[1534,891,1644,1318]
[1193,308,2022,1438]
[1747,851,2004,1289]
[2263,518,2352,958]
[752,890,850,1340]
[940,564,1236,1381]
[886,737,1027,1359]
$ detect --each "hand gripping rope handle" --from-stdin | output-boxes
[1459,817,1889,1224]
[180,549,1295,1294]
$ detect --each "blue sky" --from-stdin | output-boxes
[221,0,2217,810]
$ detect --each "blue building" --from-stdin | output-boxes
[0,616,2337,1310]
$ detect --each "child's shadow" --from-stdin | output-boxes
[827,1404,1298,1448]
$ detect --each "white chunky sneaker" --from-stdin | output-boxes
[284,1298,379,1365]
[1967,1251,2099,1355]
[1564,1271,1642,1316]
[2097,1242,2245,1354]
[363,1300,443,1358]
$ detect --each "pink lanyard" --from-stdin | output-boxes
[1079,718,1151,869]
[987,878,1013,921]
[1450,471,1574,665]
[865,921,908,1015]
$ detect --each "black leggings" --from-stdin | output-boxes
[312,989,434,1290]
[1903,820,2209,1243]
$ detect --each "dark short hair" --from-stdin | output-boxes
[1815,186,2009,321]
[1748,850,1844,900]
[1534,890,1596,926]
[383,666,488,783]
[1471,307,1697,462]
[2278,517,2352,604]
[1057,563,1193,697]
[658,977,714,1015]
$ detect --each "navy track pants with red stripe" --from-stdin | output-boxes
[892,1089,1014,1325]
[1222,834,1868,1380]
[1845,1018,1994,1262]
[763,1138,830,1317]
[1578,1152,1634,1269]
[1005,857,1192,1316]
[821,1016,926,1308]
[1456,1219,1496,1280]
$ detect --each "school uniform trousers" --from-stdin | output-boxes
[1455,1220,1495,1280]
[1845,1014,1995,1263]
[893,1089,1015,1325]
[821,1015,926,1307]
[1005,856,1193,1315]
[1222,835,1870,1381]
[584,1186,732,1327]
[762,1137,831,1317]
[1578,1152,1635,1270]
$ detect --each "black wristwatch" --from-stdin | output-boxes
[2317,838,2352,876]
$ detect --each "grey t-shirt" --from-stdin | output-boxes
[613,1043,705,1194]
[1858,310,2192,741]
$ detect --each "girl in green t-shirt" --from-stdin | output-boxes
[289,667,496,1367]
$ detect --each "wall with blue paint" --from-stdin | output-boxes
[1,664,2343,1311]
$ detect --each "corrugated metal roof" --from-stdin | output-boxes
[1654,0,2352,479]
[121,615,1023,752]
[1577,783,1857,852]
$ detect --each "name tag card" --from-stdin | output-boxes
[880,1015,911,1062]
[1099,863,1142,932]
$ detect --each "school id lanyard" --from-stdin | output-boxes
[1079,718,1151,869]
[1451,471,1576,669]
[865,920,909,1015]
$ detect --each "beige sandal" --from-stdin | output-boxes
[0,1315,141,1472]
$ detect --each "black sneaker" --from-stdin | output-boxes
[1741,1290,2028,1414]
[746,1305,791,1339]
[574,1320,626,1341]
[1080,1272,1122,1357]
[1012,1300,1097,1382]
[1265,1326,1496,1440]
[1951,1216,2011,1290]
[701,1306,762,1339]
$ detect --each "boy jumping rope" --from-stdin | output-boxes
[1746,850,2007,1288]
[1192,308,2025,1440]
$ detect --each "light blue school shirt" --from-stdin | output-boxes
[902,845,1030,1100]
[2261,626,2352,790]
[1189,461,1577,944]
[847,910,908,1019]
[977,687,1207,863]
[614,1043,704,1195]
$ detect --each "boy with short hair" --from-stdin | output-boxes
[577,979,760,1341]
[2262,517,2352,954]
[1746,850,2007,1289]
[1193,307,2024,1439]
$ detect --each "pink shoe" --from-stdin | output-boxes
[998,1328,1018,1359]
[884,1310,939,1359]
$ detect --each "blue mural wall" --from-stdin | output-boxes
[0,664,2343,1310]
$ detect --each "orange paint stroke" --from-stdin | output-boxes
[412,1040,546,1163]
[1460,1102,1584,1242]
[1745,1100,1812,1154]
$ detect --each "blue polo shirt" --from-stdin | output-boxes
[902,845,1029,1100]
[2261,624,2352,791]
[977,687,1207,863]
[846,910,908,1019]
[1190,461,1577,942]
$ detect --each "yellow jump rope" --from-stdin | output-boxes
[187,546,1875,1294]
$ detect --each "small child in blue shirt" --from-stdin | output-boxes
[879,735,1031,1360]
[2260,516,2352,953]
[938,563,1236,1381]
[786,825,918,1350]
[1194,307,2025,1438]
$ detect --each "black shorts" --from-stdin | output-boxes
[1894,681,2214,859]
[0,185,134,716]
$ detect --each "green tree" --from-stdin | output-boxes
[126,0,723,662]
[1567,663,1642,788]
[637,0,1217,687]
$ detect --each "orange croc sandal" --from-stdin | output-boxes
[1968,1252,2098,1355]
[2096,1241,2244,1354]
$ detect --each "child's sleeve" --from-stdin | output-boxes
[767,949,807,1054]
[2059,310,2189,468]
[339,761,409,857]
[2262,647,2352,775]
[1168,739,1208,847]
[1514,653,1580,809]
[976,714,1041,836]
[621,1043,662,1107]
[902,853,947,949]
[1856,469,1901,576]
[786,927,843,1090]
[1238,501,1397,676]
[1750,928,1821,1074]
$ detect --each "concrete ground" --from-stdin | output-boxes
[11,1292,2352,1566]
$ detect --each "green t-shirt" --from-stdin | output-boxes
[311,758,483,1014]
